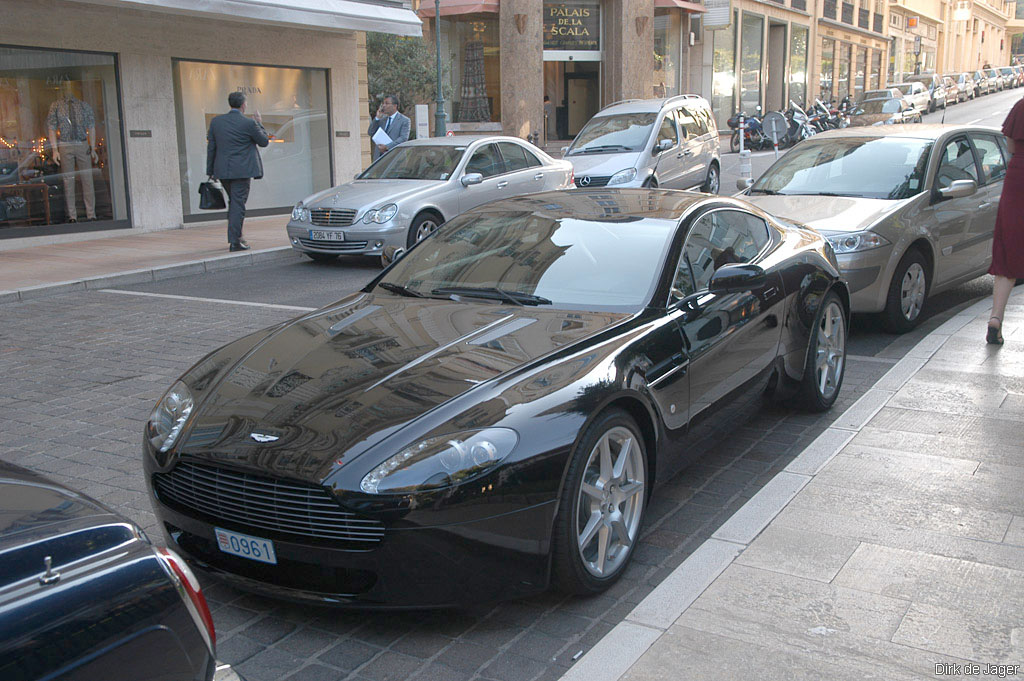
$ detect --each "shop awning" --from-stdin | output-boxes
[417,0,499,17]
[654,0,707,12]
[72,0,423,36]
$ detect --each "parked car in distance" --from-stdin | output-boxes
[998,66,1019,88]
[0,459,215,681]
[287,136,573,263]
[972,69,993,96]
[903,74,947,111]
[942,76,962,104]
[848,98,923,126]
[944,73,975,101]
[144,189,848,607]
[984,67,1005,91]
[888,81,931,112]
[740,125,1005,332]
[562,95,721,194]
[858,88,901,103]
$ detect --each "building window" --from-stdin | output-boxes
[820,37,835,102]
[854,46,867,100]
[711,15,737,128]
[740,12,764,115]
[172,60,330,218]
[838,42,852,100]
[870,48,882,90]
[654,10,683,97]
[891,13,903,28]
[789,25,809,107]
[0,45,128,236]
[440,17,501,123]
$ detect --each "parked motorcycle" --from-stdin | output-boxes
[784,101,817,144]
[727,108,772,153]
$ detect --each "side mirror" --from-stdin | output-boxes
[655,138,673,154]
[380,245,405,268]
[560,146,570,156]
[708,263,767,294]
[937,178,978,200]
[736,178,754,191]
[461,172,483,187]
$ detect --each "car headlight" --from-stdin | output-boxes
[363,203,399,224]
[291,205,310,222]
[360,428,518,495]
[607,168,637,186]
[146,381,194,456]
[825,231,891,254]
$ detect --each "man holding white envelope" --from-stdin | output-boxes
[368,94,410,161]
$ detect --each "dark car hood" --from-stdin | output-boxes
[177,293,630,482]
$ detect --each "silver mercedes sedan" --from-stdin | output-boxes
[740,125,1005,332]
[287,136,573,262]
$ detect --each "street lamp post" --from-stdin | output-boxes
[434,0,447,136]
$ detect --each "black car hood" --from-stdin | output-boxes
[177,293,629,482]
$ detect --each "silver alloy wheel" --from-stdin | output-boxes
[815,300,846,401]
[899,262,927,321]
[706,165,720,194]
[575,426,645,578]
[415,218,438,242]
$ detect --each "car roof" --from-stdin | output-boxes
[401,135,543,148]
[470,188,713,222]
[593,95,712,116]
[805,124,1000,141]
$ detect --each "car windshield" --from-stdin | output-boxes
[750,136,933,200]
[892,84,914,95]
[853,99,902,115]
[1000,67,1014,76]
[861,90,894,100]
[567,113,657,155]
[379,211,674,311]
[358,145,465,180]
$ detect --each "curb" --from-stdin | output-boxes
[0,247,298,305]
[558,293,1001,681]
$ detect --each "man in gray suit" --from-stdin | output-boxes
[207,91,269,251]
[367,94,410,161]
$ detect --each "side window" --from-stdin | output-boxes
[676,107,702,138]
[465,143,505,178]
[497,142,531,172]
[672,210,769,303]
[971,134,1006,184]
[657,115,679,146]
[524,149,543,167]
[935,136,979,189]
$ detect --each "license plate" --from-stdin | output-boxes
[310,230,344,241]
[214,527,277,565]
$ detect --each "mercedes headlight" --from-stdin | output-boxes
[360,428,518,495]
[363,203,399,224]
[607,168,638,186]
[825,231,891,254]
[291,204,310,222]
[146,381,194,456]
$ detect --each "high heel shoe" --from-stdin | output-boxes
[987,316,1004,345]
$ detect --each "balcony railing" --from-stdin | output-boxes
[873,12,883,32]
[858,7,870,28]
[842,2,854,24]
[824,0,837,18]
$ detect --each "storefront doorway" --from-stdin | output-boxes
[544,61,600,141]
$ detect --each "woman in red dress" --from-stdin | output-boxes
[988,98,1024,344]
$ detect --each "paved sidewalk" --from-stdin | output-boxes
[0,215,296,304]
[563,291,1024,681]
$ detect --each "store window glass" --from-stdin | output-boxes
[820,38,834,102]
[439,17,501,123]
[173,60,329,217]
[711,15,737,129]
[854,46,867,101]
[837,42,852,100]
[870,49,882,90]
[789,26,809,108]
[740,13,764,115]
[0,46,127,235]
[654,10,682,98]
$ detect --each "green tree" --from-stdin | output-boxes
[366,32,440,122]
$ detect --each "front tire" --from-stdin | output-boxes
[553,409,647,595]
[798,291,847,411]
[730,131,740,153]
[407,212,441,248]
[702,162,720,194]
[883,248,929,333]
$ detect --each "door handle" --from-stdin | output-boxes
[497,181,508,189]
[978,202,992,210]
[534,173,544,180]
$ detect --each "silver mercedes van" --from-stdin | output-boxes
[562,95,721,194]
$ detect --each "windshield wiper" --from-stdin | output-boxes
[431,286,552,306]
[576,144,632,154]
[377,282,424,298]
[805,192,865,198]
[749,188,782,195]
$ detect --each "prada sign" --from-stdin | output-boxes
[543,1,600,51]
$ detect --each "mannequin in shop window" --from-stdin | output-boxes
[46,80,98,223]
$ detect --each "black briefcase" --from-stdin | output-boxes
[198,181,226,210]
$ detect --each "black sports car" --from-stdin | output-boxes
[0,460,215,681]
[144,189,848,607]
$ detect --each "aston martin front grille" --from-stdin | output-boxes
[153,461,384,544]
[310,208,358,227]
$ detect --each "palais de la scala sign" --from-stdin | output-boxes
[543,1,601,52]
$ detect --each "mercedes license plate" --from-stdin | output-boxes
[215,527,277,565]
[310,230,344,241]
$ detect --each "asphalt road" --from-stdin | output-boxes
[4,88,1013,681]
